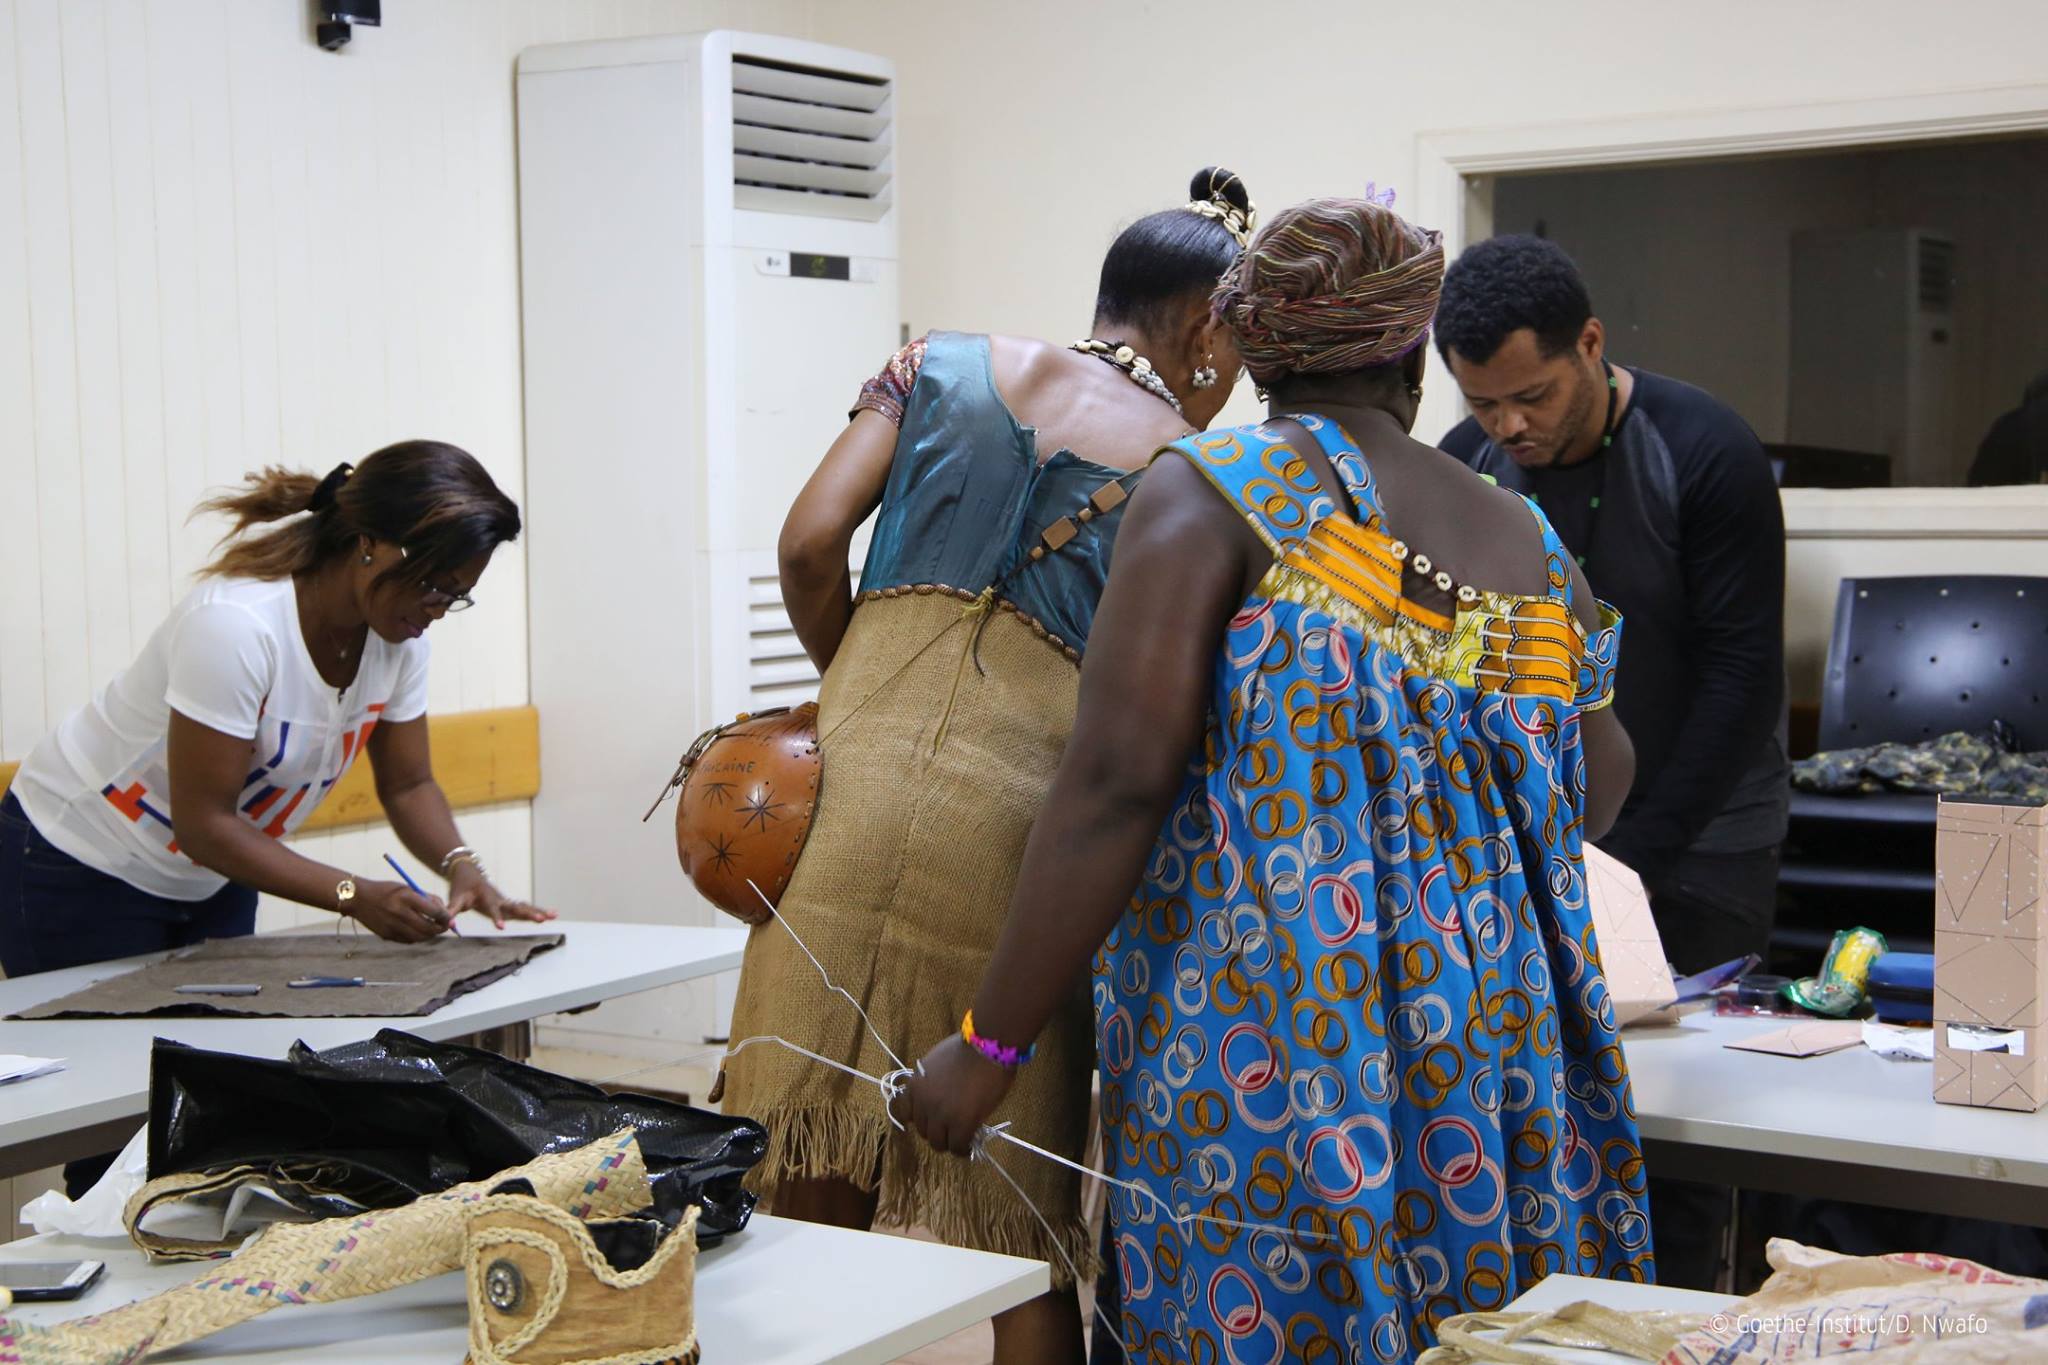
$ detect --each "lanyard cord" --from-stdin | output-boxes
[1534,360,1622,569]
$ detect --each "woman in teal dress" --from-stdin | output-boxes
[721,170,1256,1365]
[901,196,1650,1362]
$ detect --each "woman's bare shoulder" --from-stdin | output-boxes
[986,333,1065,383]
[991,334,1193,457]
[1419,439,1536,522]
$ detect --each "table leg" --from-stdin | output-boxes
[1718,1185,1738,1294]
[449,1019,533,1062]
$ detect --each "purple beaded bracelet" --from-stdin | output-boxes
[961,1010,1036,1068]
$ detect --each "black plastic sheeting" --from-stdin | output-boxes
[147,1030,766,1244]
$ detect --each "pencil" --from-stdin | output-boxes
[385,852,461,935]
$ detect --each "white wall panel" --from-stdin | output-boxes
[184,1,244,501]
[105,0,173,640]
[58,0,133,691]
[15,0,90,733]
[141,0,212,588]
[223,0,280,478]
[0,1,41,758]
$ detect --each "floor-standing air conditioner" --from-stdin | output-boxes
[517,32,899,1050]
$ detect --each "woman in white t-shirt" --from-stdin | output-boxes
[0,440,552,980]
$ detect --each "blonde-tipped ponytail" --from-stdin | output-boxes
[192,442,518,587]
[194,465,342,580]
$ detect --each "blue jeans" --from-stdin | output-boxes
[0,790,256,1197]
[0,790,256,977]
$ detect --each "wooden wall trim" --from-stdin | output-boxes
[0,706,539,834]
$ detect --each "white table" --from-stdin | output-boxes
[1507,1273,1733,1316]
[1486,1275,1735,1363]
[1622,1010,2048,1224]
[0,921,747,1175]
[0,1215,1045,1365]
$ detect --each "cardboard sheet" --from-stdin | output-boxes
[1585,843,1680,1027]
[1724,1019,1865,1058]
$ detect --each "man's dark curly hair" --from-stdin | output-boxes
[1434,235,1593,365]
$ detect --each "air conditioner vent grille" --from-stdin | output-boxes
[744,569,861,711]
[730,55,892,222]
[1917,235,1955,313]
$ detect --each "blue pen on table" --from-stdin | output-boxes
[384,852,460,935]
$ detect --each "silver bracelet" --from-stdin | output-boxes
[439,845,485,878]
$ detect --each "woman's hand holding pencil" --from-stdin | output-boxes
[388,852,557,931]
[346,869,451,944]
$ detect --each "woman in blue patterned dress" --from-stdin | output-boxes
[901,196,1650,1362]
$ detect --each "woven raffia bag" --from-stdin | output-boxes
[463,1195,699,1365]
[0,1131,651,1365]
[1420,1238,2048,1364]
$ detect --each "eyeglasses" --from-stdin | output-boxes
[397,546,476,612]
[422,582,476,613]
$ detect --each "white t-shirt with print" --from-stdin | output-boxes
[11,576,430,900]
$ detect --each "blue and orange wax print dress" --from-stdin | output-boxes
[1094,416,1649,1364]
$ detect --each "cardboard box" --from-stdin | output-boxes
[1934,1023,2043,1112]
[1935,796,2045,939]
[1934,797,2047,1029]
[1934,929,2048,1029]
[1584,842,1678,1028]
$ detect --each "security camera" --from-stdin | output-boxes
[315,0,381,52]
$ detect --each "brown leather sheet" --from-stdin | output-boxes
[11,933,565,1019]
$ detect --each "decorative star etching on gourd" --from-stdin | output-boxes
[739,786,785,832]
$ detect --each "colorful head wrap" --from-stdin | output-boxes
[1212,195,1445,385]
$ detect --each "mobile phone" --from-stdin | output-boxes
[0,1259,106,1301]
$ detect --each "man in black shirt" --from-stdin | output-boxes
[1436,235,1788,977]
[1436,236,1788,1291]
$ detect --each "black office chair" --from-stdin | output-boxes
[1775,575,2048,968]
[1816,576,2045,751]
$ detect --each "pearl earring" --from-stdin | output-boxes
[1407,384,1424,403]
[1192,357,1218,390]
[361,553,373,565]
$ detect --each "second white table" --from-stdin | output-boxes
[1,1213,1047,1365]
[1622,1011,2048,1224]
[1487,1275,1735,1364]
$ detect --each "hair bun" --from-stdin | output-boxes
[1190,166,1252,218]
[1185,166,1256,247]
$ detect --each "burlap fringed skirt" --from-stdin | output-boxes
[716,592,1097,1284]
